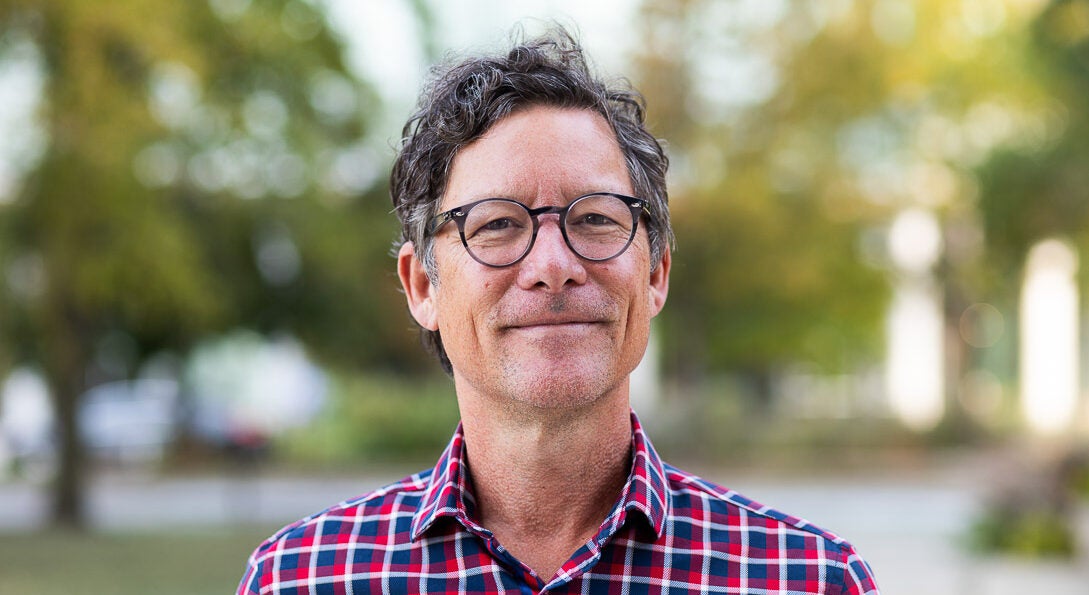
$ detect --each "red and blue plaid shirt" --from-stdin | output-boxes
[238,413,880,594]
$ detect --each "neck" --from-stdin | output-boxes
[456,388,633,580]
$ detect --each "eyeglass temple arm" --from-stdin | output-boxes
[427,211,457,233]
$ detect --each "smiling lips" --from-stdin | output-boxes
[497,294,618,331]
[506,318,603,331]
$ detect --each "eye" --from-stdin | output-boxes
[480,217,518,231]
[463,200,530,239]
[466,215,527,240]
[573,212,619,226]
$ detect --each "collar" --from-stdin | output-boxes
[410,410,670,542]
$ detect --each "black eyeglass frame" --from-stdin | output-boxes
[427,192,649,268]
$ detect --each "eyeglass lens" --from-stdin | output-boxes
[461,194,637,266]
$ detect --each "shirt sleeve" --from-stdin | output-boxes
[839,544,881,595]
[236,542,269,595]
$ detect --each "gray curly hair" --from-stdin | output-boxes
[390,27,673,374]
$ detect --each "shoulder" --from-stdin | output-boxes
[661,463,880,593]
[258,470,431,551]
[237,470,432,593]
[663,463,849,545]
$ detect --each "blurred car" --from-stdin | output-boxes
[78,379,180,465]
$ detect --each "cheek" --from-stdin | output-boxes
[622,279,655,336]
[433,267,499,332]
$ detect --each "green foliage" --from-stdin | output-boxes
[635,0,1089,399]
[635,0,898,378]
[977,140,1089,274]
[1062,448,1089,501]
[278,373,460,466]
[1074,468,1089,500]
[976,0,1089,288]
[0,0,413,372]
[651,379,927,466]
[0,0,426,526]
[969,504,1076,559]
[968,446,1089,559]
[665,195,889,374]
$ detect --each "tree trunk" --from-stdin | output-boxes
[42,295,93,530]
[747,367,776,417]
[51,369,86,529]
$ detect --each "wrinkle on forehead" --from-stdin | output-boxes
[442,107,632,211]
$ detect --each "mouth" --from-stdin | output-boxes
[497,295,618,332]
[506,319,602,331]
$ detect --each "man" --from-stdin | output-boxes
[238,30,880,594]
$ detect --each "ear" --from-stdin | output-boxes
[648,248,670,317]
[398,242,439,331]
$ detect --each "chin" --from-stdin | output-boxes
[504,364,621,411]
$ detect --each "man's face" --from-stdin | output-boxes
[399,106,669,411]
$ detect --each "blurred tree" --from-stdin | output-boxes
[633,0,895,395]
[977,0,1089,280]
[631,0,1051,407]
[0,0,423,528]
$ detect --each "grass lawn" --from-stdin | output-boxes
[0,528,277,595]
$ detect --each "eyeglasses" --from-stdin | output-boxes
[427,192,648,268]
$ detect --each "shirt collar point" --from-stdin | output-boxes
[629,410,670,539]
[412,424,470,539]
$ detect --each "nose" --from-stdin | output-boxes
[515,215,588,292]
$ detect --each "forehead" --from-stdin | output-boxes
[442,106,632,209]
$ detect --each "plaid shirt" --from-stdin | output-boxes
[238,413,880,594]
